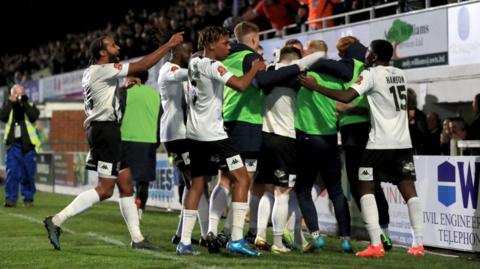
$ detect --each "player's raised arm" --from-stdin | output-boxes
[128,32,184,75]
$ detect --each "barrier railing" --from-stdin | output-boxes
[259,1,400,40]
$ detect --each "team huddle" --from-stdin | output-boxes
[43,21,424,259]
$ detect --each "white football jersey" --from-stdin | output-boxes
[351,65,412,149]
[82,63,129,128]
[158,62,189,142]
[262,62,296,139]
[186,56,233,141]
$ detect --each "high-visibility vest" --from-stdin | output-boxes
[3,110,42,152]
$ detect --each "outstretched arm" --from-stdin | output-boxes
[336,102,369,116]
[128,32,184,75]
[298,75,359,103]
[227,59,266,91]
[308,58,353,82]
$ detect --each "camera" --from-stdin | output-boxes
[16,94,27,102]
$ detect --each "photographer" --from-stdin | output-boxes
[0,84,40,207]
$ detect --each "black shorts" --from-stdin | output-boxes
[164,139,190,172]
[255,132,297,187]
[340,122,369,148]
[358,148,416,184]
[224,121,262,171]
[86,122,126,177]
[120,141,156,183]
[188,138,244,178]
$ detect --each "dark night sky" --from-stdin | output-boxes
[0,0,171,55]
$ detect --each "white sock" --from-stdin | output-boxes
[223,202,233,235]
[231,202,248,241]
[256,192,274,240]
[208,185,229,235]
[197,193,209,239]
[138,208,143,221]
[180,209,197,245]
[52,189,100,226]
[288,192,305,245]
[272,193,289,248]
[407,197,424,246]
[248,193,260,234]
[286,211,295,233]
[286,191,297,233]
[381,227,389,237]
[175,187,188,237]
[360,194,382,246]
[119,196,144,243]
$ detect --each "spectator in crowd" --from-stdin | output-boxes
[467,93,480,140]
[466,93,480,155]
[0,84,40,207]
[440,117,468,155]
[300,0,344,29]
[407,88,428,154]
[242,0,300,36]
[424,111,442,155]
[238,0,272,31]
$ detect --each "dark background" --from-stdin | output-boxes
[0,0,172,55]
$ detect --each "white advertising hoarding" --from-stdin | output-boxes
[369,9,448,68]
[448,1,480,66]
[315,155,480,252]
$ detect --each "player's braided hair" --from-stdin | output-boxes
[89,35,108,64]
[197,26,230,50]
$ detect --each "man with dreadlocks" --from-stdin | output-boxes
[175,26,265,256]
[43,32,184,251]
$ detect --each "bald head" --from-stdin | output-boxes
[10,84,24,96]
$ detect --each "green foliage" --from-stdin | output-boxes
[385,19,414,44]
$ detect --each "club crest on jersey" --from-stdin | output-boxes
[217,66,226,76]
[355,75,363,84]
[114,63,123,70]
[171,66,179,72]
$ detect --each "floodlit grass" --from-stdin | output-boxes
[0,191,477,269]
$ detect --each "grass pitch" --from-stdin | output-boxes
[0,191,478,269]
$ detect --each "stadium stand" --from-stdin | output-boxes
[0,0,457,87]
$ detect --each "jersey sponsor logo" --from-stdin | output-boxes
[113,63,123,70]
[355,75,363,84]
[245,159,257,173]
[217,66,227,76]
[359,167,373,181]
[171,66,179,72]
[97,161,113,176]
[226,155,243,171]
